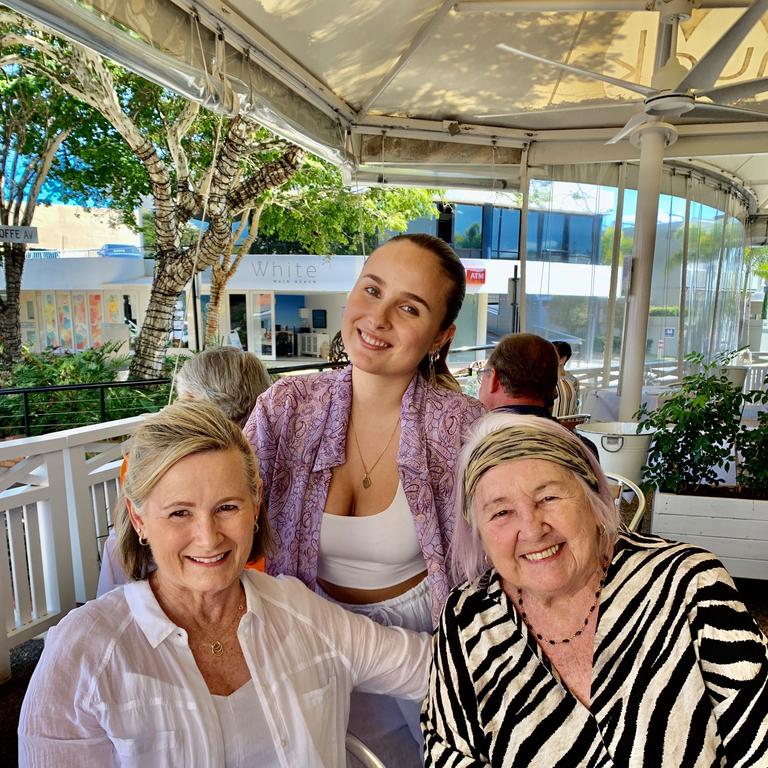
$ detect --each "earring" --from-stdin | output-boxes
[428,350,439,385]
[254,520,260,533]
[137,530,149,547]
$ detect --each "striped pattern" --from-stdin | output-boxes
[423,530,768,767]
[461,424,599,523]
[552,373,579,418]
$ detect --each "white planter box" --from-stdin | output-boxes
[652,491,768,580]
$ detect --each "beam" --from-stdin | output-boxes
[453,0,751,11]
[356,0,455,118]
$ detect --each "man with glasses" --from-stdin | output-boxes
[477,333,598,458]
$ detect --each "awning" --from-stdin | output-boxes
[7,0,768,208]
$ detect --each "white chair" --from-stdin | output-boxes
[604,471,646,532]
[345,734,386,768]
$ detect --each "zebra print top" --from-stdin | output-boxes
[423,530,768,767]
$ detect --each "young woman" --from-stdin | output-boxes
[246,233,485,764]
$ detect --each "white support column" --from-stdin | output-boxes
[517,170,530,332]
[618,122,677,421]
[677,180,691,379]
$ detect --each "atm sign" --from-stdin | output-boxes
[466,267,486,285]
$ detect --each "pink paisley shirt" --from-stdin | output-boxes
[244,366,485,626]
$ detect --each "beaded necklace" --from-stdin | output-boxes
[516,564,608,646]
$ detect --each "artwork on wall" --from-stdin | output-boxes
[89,293,103,347]
[105,293,121,323]
[41,292,57,348]
[56,291,73,349]
[72,292,88,350]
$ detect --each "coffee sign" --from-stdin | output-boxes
[0,226,38,243]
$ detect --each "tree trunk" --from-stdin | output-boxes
[128,254,190,379]
[0,243,25,370]
[204,266,225,347]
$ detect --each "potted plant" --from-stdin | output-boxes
[636,351,768,579]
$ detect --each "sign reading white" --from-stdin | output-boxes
[0,226,38,244]
[218,254,364,292]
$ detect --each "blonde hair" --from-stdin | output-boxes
[116,399,270,580]
[176,347,271,427]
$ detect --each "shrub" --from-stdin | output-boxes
[0,344,172,437]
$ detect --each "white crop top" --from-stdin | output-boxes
[317,481,426,589]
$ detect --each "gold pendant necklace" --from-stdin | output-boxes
[203,601,245,657]
[351,416,400,490]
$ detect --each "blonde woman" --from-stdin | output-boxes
[20,401,430,767]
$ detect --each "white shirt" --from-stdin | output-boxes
[212,682,277,767]
[19,571,431,768]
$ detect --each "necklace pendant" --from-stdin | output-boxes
[211,641,224,656]
[362,475,372,489]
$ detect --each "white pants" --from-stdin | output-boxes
[318,578,433,767]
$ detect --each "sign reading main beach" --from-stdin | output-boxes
[0,226,38,244]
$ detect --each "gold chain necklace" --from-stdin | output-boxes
[516,564,607,646]
[351,417,400,489]
[202,601,245,657]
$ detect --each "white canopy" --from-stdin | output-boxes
[9,0,768,211]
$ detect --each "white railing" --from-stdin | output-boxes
[0,416,142,682]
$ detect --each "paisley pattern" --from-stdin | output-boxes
[245,366,485,626]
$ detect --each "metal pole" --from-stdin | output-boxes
[518,149,530,332]
[677,178,691,378]
[191,275,201,351]
[602,162,626,387]
[618,123,672,421]
[99,386,107,422]
[707,191,729,361]
[22,391,30,437]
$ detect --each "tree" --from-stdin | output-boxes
[1,11,305,378]
[0,12,133,369]
[5,10,437,375]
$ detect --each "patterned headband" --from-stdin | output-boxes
[462,425,599,523]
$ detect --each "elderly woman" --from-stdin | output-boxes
[176,346,271,428]
[19,400,430,767]
[423,412,768,767]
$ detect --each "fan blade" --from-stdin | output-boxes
[677,0,768,92]
[496,44,654,96]
[686,102,768,121]
[475,102,639,119]
[697,76,768,103]
[606,111,653,145]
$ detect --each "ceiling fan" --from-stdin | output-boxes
[495,0,768,144]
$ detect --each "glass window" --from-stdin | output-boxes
[568,215,596,263]
[540,213,566,258]
[526,211,541,258]
[491,208,520,259]
[453,204,483,257]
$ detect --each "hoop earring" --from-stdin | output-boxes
[428,350,439,385]
[138,530,149,547]
[254,520,260,533]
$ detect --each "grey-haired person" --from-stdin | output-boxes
[423,412,768,767]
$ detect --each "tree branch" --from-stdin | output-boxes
[22,127,71,226]
[228,145,304,213]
